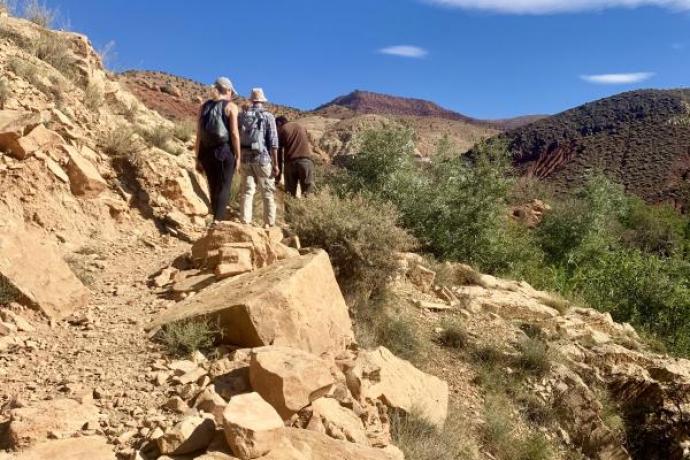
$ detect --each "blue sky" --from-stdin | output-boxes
[41,0,690,119]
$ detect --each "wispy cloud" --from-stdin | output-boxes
[378,45,429,58]
[580,72,655,84]
[425,0,690,14]
[671,42,685,50]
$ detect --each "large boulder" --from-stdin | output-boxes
[62,145,108,198]
[347,347,448,429]
[0,436,115,460]
[259,428,403,460]
[249,347,336,419]
[5,399,100,448]
[0,110,43,159]
[0,219,89,321]
[222,392,285,460]
[149,251,355,356]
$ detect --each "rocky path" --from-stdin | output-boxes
[0,232,189,445]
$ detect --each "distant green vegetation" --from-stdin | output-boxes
[313,126,690,356]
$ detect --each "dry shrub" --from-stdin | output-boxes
[390,409,480,460]
[64,255,95,286]
[22,0,56,27]
[516,338,553,377]
[437,317,469,350]
[287,189,415,302]
[0,275,21,306]
[173,120,196,143]
[31,31,78,79]
[157,318,220,357]
[0,78,8,109]
[101,125,138,159]
[83,82,104,112]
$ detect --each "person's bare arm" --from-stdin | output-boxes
[194,106,203,172]
[271,148,279,178]
[227,103,242,169]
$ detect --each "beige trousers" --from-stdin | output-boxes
[239,162,276,226]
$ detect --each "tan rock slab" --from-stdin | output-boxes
[310,397,369,446]
[408,264,436,293]
[0,110,43,159]
[194,385,228,425]
[348,346,448,429]
[149,251,355,356]
[223,392,284,460]
[62,145,108,198]
[260,428,404,460]
[7,399,100,448]
[0,219,89,321]
[157,414,216,455]
[192,222,277,270]
[4,436,115,460]
[250,347,336,419]
[16,125,63,157]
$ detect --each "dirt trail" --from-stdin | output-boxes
[0,232,189,435]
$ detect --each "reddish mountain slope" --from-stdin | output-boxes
[315,90,544,130]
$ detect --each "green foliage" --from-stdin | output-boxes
[483,394,554,460]
[158,318,220,357]
[286,189,415,302]
[516,338,553,377]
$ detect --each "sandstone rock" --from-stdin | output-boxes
[45,156,69,183]
[16,125,63,157]
[249,347,336,419]
[150,251,355,356]
[215,245,254,279]
[194,385,228,425]
[348,346,448,429]
[0,110,43,159]
[157,414,216,455]
[223,392,284,460]
[192,222,278,271]
[62,145,108,198]
[408,264,436,293]
[0,219,89,321]
[6,399,99,448]
[260,428,403,460]
[309,398,369,446]
[5,436,116,460]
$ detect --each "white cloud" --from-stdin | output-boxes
[425,0,690,14]
[378,45,429,58]
[580,72,655,84]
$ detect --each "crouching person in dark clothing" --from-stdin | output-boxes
[276,116,315,197]
[195,77,242,222]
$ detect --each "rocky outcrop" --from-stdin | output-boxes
[150,251,355,355]
[347,346,449,429]
[0,219,89,321]
[62,144,108,198]
[0,110,44,159]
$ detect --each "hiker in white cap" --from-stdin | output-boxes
[238,88,280,228]
[195,77,242,222]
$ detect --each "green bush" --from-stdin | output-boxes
[286,189,415,302]
[157,318,220,357]
[516,338,553,377]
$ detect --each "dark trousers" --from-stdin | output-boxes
[285,158,315,197]
[200,144,236,221]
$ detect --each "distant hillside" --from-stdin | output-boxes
[316,90,544,131]
[118,70,301,121]
[497,89,690,209]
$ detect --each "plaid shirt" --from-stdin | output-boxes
[244,103,279,164]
